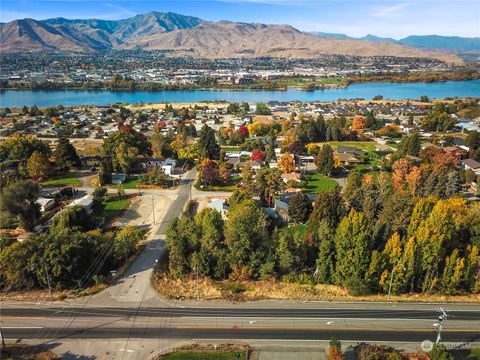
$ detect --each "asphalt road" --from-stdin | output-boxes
[156,168,195,235]
[2,326,479,343]
[3,306,480,321]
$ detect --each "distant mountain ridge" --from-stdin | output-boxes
[310,32,480,53]
[0,11,464,64]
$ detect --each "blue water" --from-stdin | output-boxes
[1,80,479,107]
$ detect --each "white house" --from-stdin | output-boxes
[66,195,94,214]
[37,197,55,212]
[462,159,480,174]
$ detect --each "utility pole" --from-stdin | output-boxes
[151,195,156,225]
[196,256,199,301]
[122,223,128,265]
[43,260,52,299]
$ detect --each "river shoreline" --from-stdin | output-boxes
[1,79,479,107]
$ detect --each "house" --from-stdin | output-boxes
[37,197,55,212]
[207,199,230,219]
[66,194,94,214]
[336,145,366,157]
[443,146,468,161]
[462,159,480,174]
[251,160,263,171]
[281,172,302,184]
[80,156,102,167]
[274,199,289,223]
[334,152,361,165]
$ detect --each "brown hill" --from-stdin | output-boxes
[0,14,463,64]
[120,21,462,63]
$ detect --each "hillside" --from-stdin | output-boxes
[0,12,464,64]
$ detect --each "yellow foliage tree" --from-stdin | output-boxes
[278,153,295,173]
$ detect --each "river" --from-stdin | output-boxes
[1,80,479,107]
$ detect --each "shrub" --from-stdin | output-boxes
[345,277,371,296]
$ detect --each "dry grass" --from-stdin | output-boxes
[1,343,60,360]
[153,276,480,303]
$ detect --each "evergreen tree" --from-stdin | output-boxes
[197,125,220,160]
[54,135,80,170]
[334,209,371,284]
[315,144,334,176]
[315,220,336,284]
[288,192,313,224]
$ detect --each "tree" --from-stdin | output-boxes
[150,131,175,158]
[99,157,113,185]
[254,167,285,207]
[316,220,336,284]
[397,132,421,157]
[166,216,197,278]
[27,151,51,182]
[255,103,271,115]
[278,152,295,173]
[288,192,312,224]
[334,209,371,284]
[0,134,51,161]
[237,124,249,139]
[315,144,334,176]
[227,189,250,208]
[327,338,344,360]
[197,125,220,160]
[352,116,366,130]
[54,135,80,170]
[103,126,151,173]
[422,108,456,132]
[308,187,345,231]
[200,159,223,186]
[92,187,107,210]
[1,180,40,230]
[251,150,265,162]
[224,200,267,271]
[51,205,93,233]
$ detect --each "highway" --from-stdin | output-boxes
[1,304,479,344]
[2,326,479,343]
[2,306,480,321]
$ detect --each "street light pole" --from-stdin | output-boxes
[387,262,396,300]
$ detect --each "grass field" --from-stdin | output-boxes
[101,196,131,224]
[202,175,241,192]
[158,352,246,360]
[314,141,378,152]
[41,171,81,187]
[121,177,141,189]
[302,173,338,194]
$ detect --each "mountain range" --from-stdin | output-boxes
[0,11,468,64]
[310,32,480,53]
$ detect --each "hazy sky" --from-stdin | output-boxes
[1,0,479,39]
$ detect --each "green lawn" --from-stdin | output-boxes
[302,173,338,194]
[202,175,241,192]
[101,196,131,224]
[121,177,141,189]
[314,141,378,152]
[221,146,240,152]
[41,171,81,187]
[158,352,246,360]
